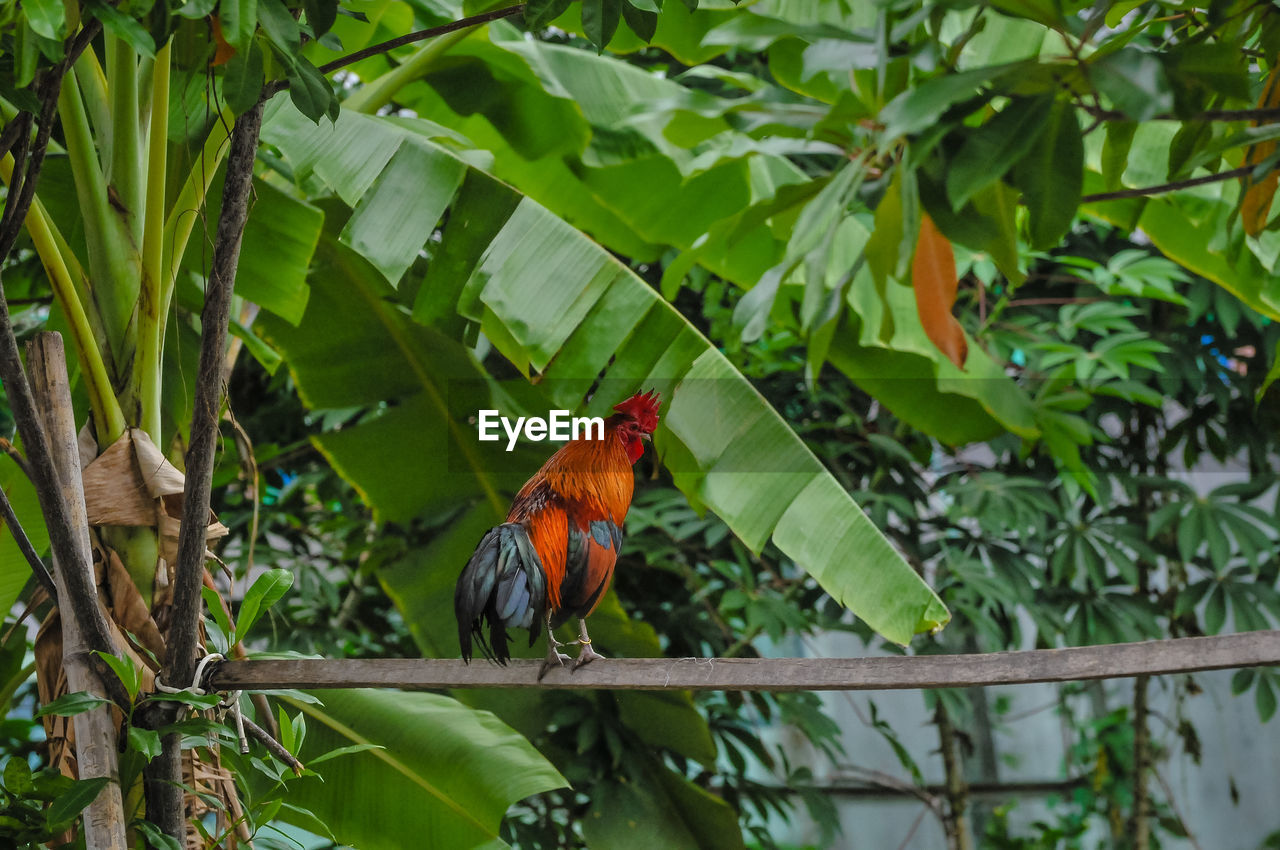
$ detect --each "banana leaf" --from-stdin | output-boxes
[261,101,949,645]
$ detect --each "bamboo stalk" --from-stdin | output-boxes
[28,333,128,850]
[210,630,1280,691]
[57,68,140,417]
[106,36,144,241]
[71,45,110,139]
[137,39,171,443]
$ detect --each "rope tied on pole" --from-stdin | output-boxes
[154,652,247,753]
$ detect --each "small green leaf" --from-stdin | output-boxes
[175,0,217,18]
[302,0,338,36]
[23,0,67,40]
[128,726,163,762]
[1232,668,1256,695]
[220,0,258,50]
[1204,584,1227,634]
[35,691,114,718]
[307,742,385,765]
[880,62,1025,140]
[1101,121,1137,191]
[202,585,234,640]
[149,691,223,710]
[223,39,265,115]
[987,0,1060,27]
[1012,100,1082,250]
[46,777,110,828]
[235,568,294,643]
[621,2,658,41]
[946,95,1051,210]
[1092,47,1174,121]
[85,0,156,56]
[287,56,336,123]
[258,0,301,54]
[1257,675,1277,723]
[582,0,623,52]
[4,756,34,794]
[525,0,572,29]
[94,651,142,702]
[1170,42,1249,101]
[278,706,296,753]
[135,819,185,850]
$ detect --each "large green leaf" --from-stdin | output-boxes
[0,456,49,616]
[583,753,743,850]
[261,102,949,644]
[381,27,1034,445]
[183,172,323,325]
[256,223,511,524]
[281,689,567,850]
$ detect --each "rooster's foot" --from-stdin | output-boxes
[573,638,606,671]
[538,643,571,681]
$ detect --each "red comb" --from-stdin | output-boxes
[613,389,661,433]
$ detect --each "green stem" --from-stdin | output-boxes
[106,34,144,242]
[72,46,110,142]
[343,27,474,115]
[58,70,141,431]
[161,107,234,319]
[137,40,171,443]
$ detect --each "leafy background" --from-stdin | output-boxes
[4,0,1280,848]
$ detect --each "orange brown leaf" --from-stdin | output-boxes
[1241,62,1280,236]
[911,213,968,369]
[210,17,236,66]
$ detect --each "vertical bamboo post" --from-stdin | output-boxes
[28,332,128,850]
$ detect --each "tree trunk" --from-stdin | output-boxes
[935,701,973,850]
[28,332,128,850]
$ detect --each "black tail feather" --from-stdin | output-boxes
[454,523,547,664]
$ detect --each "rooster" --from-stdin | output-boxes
[455,390,660,677]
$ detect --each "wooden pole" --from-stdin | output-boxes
[28,333,127,850]
[210,629,1280,692]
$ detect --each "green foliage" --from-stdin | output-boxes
[6,0,1280,848]
[0,758,109,848]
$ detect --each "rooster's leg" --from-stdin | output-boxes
[573,619,606,670]
[538,611,571,680]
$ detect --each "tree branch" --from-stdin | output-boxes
[1128,674,1152,850]
[150,99,266,845]
[1080,164,1253,203]
[935,702,973,850]
[244,716,304,774]
[261,4,525,99]
[1081,104,1280,124]
[0,19,103,258]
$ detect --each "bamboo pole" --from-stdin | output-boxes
[210,629,1280,692]
[28,333,127,850]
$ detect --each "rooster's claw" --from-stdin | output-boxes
[538,648,571,681]
[573,642,606,671]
